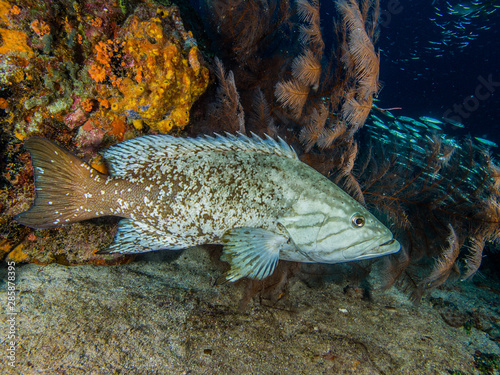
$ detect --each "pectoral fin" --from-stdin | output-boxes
[221,227,287,281]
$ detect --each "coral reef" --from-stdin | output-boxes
[0,0,209,265]
[4,1,208,145]
[201,0,380,145]
[86,6,209,133]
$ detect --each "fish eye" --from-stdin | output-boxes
[351,214,365,228]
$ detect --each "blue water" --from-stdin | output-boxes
[374,0,500,144]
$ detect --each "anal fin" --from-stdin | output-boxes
[221,227,287,282]
[99,219,186,254]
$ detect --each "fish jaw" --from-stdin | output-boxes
[340,233,401,261]
[293,232,400,265]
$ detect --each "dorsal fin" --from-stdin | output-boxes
[102,132,297,178]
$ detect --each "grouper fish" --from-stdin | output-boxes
[15,133,400,281]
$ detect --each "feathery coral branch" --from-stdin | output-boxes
[292,49,322,88]
[421,225,460,289]
[461,237,484,281]
[208,57,245,133]
[299,104,329,151]
[317,121,347,149]
[380,245,410,291]
[297,0,324,52]
[342,96,373,132]
[336,0,380,128]
[296,0,320,23]
[248,88,277,136]
[275,79,309,117]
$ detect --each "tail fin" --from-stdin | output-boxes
[15,137,104,229]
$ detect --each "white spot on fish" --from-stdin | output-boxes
[48,201,52,205]
[100,190,105,195]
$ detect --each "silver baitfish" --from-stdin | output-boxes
[16,133,400,281]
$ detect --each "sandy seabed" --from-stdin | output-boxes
[1,246,499,375]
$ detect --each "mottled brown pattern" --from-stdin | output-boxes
[17,134,399,281]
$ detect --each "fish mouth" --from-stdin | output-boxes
[380,238,397,247]
[372,237,401,255]
[341,236,401,261]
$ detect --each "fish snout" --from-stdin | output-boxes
[341,234,400,261]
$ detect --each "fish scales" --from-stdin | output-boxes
[104,137,303,246]
[140,151,300,246]
[16,133,400,281]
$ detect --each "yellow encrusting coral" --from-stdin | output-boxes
[0,0,34,57]
[7,243,29,263]
[0,29,34,56]
[87,5,209,133]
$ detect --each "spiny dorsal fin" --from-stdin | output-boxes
[102,132,297,178]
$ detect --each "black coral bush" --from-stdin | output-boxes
[195,0,500,304]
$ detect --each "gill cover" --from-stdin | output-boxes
[277,199,327,253]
